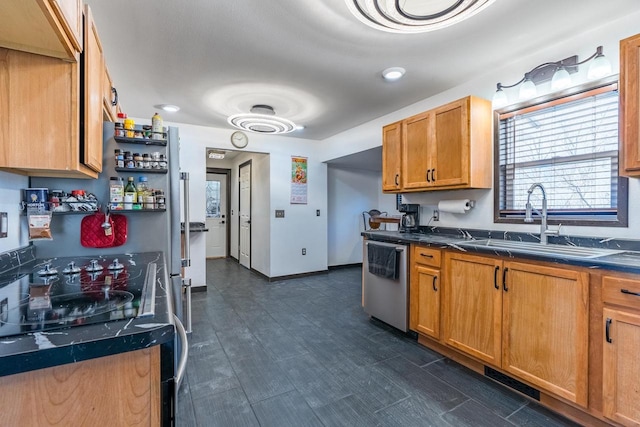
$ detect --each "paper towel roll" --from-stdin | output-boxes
[438,199,473,214]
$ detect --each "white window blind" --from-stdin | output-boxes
[496,82,627,225]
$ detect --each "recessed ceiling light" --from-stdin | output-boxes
[382,67,406,81]
[208,149,225,160]
[154,104,180,113]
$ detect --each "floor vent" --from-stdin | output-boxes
[484,367,540,401]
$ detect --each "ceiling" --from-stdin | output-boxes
[85,0,638,140]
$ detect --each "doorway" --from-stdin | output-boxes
[206,168,231,259]
[239,161,251,269]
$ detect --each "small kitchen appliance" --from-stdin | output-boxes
[399,204,420,233]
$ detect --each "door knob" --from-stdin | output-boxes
[221,221,225,224]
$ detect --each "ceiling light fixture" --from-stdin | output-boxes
[154,104,180,112]
[208,149,225,160]
[492,46,612,109]
[227,104,296,134]
[382,67,406,81]
[345,0,496,34]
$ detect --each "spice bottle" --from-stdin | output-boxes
[124,117,135,138]
[152,112,163,140]
[142,153,151,169]
[134,153,143,169]
[115,113,127,137]
[137,176,150,206]
[109,177,124,210]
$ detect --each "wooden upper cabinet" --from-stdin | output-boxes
[402,110,433,189]
[0,0,82,61]
[382,121,402,192]
[502,261,589,407]
[620,33,640,176]
[0,5,106,178]
[83,5,104,172]
[394,95,492,193]
[103,65,118,122]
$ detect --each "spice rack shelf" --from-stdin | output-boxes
[111,208,167,213]
[114,136,167,146]
[114,167,168,174]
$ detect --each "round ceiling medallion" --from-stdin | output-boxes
[345,0,495,33]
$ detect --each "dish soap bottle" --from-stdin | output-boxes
[152,112,163,140]
[124,177,137,210]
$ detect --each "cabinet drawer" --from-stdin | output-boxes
[414,246,441,267]
[603,275,640,310]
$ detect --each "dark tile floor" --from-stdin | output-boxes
[177,258,582,427]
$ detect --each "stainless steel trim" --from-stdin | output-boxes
[182,277,192,334]
[138,262,157,317]
[173,314,189,389]
[181,172,191,267]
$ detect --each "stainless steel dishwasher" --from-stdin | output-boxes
[362,240,409,332]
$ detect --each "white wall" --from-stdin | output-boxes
[171,120,327,283]
[327,166,380,266]
[320,10,640,240]
[0,171,29,253]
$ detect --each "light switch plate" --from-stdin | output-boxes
[0,212,7,238]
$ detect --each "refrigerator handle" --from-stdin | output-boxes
[173,314,189,391]
[180,172,191,267]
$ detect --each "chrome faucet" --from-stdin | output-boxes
[524,183,560,245]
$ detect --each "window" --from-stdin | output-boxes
[495,77,628,227]
[205,181,221,218]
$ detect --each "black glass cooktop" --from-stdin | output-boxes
[0,254,156,339]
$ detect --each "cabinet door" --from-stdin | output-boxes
[0,0,80,60]
[402,111,433,189]
[443,253,502,366]
[620,33,640,176]
[83,5,104,172]
[48,0,82,52]
[103,65,116,122]
[603,308,640,426]
[502,262,589,406]
[382,121,402,192]
[0,47,80,174]
[410,265,441,339]
[431,98,469,187]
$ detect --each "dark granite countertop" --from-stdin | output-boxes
[0,251,175,377]
[362,228,640,275]
[181,221,209,233]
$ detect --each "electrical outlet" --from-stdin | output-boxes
[316,209,320,216]
[433,209,439,222]
[302,248,306,255]
[275,210,285,218]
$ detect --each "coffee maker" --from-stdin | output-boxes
[399,204,420,233]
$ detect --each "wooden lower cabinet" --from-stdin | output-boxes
[502,262,589,407]
[411,265,441,339]
[443,252,502,366]
[1,347,161,426]
[441,252,589,406]
[602,308,640,426]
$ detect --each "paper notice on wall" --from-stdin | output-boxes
[291,156,308,204]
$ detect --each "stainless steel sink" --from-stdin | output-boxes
[457,239,623,259]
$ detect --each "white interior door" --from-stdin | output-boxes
[205,173,227,258]
[239,162,251,269]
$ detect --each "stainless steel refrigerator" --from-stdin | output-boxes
[30,120,191,387]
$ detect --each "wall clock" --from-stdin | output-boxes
[230,131,248,148]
